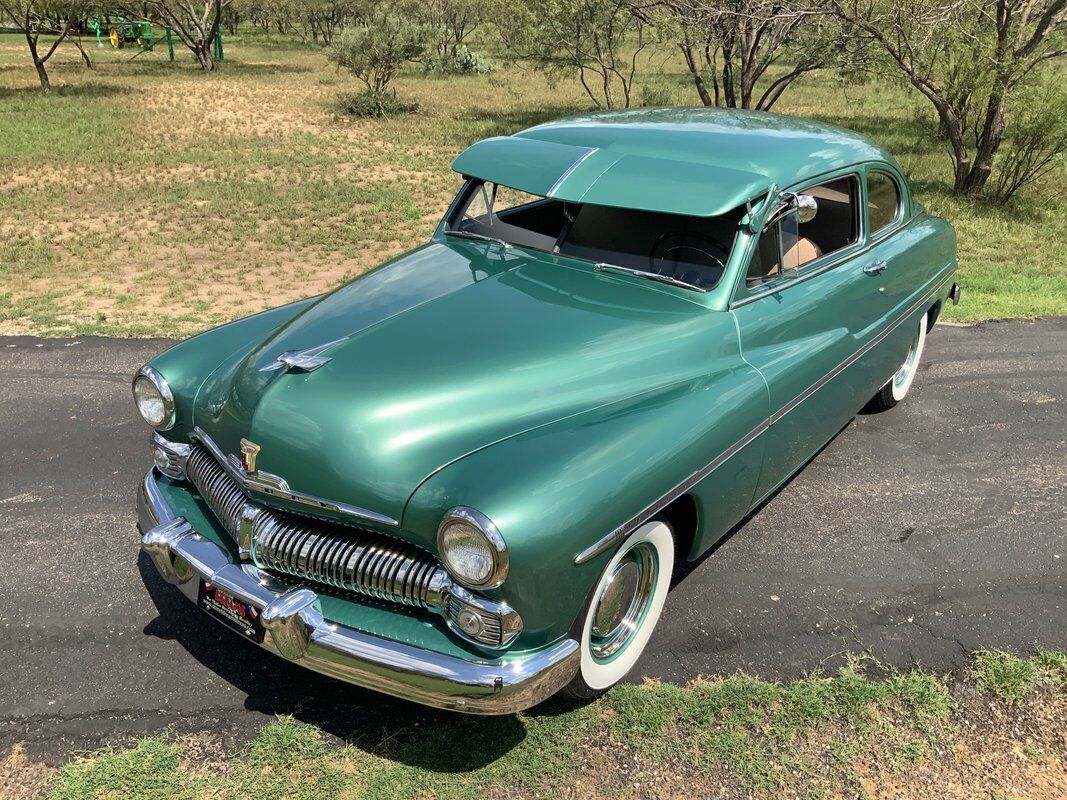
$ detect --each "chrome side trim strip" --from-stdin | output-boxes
[138,470,578,715]
[574,419,770,565]
[191,426,398,527]
[575,273,951,565]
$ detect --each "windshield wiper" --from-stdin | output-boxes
[594,262,707,293]
[444,228,512,250]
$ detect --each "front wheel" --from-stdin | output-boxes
[560,520,674,701]
[865,311,928,412]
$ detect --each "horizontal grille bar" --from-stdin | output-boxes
[183,444,446,611]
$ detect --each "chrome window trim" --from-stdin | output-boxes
[191,426,399,528]
[576,272,952,565]
[866,169,905,238]
[739,172,864,304]
[732,212,923,309]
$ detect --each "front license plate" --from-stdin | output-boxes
[198,580,265,643]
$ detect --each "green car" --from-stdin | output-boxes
[135,108,959,713]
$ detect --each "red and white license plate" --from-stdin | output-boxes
[197,580,265,643]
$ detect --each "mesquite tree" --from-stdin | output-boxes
[496,0,651,109]
[0,0,81,90]
[652,0,839,110]
[830,0,1067,197]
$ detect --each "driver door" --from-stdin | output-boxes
[731,172,899,506]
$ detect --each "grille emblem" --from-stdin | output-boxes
[239,439,261,472]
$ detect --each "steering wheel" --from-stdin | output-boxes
[649,231,729,287]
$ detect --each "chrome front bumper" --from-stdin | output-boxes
[138,469,580,714]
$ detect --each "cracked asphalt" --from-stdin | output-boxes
[0,319,1064,764]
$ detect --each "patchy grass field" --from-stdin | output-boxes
[12,651,1062,800]
[0,33,1064,337]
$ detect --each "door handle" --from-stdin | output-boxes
[863,259,888,275]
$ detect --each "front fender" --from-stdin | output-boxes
[403,343,767,650]
[146,297,319,438]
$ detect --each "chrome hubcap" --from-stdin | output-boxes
[590,542,657,661]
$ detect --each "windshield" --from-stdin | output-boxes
[444,181,741,291]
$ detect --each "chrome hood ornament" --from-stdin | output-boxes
[261,338,348,374]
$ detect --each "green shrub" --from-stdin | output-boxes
[426,45,493,74]
[328,11,430,94]
[337,89,419,118]
[640,81,674,107]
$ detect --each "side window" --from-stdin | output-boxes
[867,171,901,234]
[746,224,782,285]
[746,175,859,286]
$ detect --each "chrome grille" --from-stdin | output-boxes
[185,445,246,540]
[253,514,447,609]
[183,443,446,611]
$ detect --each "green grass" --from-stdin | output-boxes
[0,31,1064,337]
[972,648,1067,703]
[42,651,1066,800]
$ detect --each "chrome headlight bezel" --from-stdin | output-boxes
[133,365,176,431]
[436,506,509,590]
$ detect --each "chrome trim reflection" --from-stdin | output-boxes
[437,506,509,590]
[191,426,398,527]
[134,366,176,431]
[137,471,577,714]
[576,274,953,566]
[152,433,191,480]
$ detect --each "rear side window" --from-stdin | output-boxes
[867,171,901,234]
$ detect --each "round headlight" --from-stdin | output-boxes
[133,366,175,430]
[437,507,508,589]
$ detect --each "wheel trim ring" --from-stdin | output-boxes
[894,331,921,388]
[589,542,658,664]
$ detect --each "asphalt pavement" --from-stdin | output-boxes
[0,319,1064,764]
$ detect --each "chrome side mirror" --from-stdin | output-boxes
[764,192,818,228]
[794,194,818,223]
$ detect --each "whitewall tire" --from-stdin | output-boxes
[866,312,928,412]
[561,521,674,699]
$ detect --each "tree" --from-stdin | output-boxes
[0,0,82,91]
[418,0,484,63]
[651,0,840,110]
[496,0,650,109]
[830,0,1067,197]
[991,76,1067,201]
[125,0,233,69]
[328,8,429,93]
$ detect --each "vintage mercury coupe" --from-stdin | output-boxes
[135,108,960,713]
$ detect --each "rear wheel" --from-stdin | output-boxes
[560,521,674,701]
[866,312,928,412]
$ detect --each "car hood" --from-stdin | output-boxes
[192,241,716,529]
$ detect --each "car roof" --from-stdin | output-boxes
[451,107,899,218]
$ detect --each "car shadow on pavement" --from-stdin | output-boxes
[137,551,534,768]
